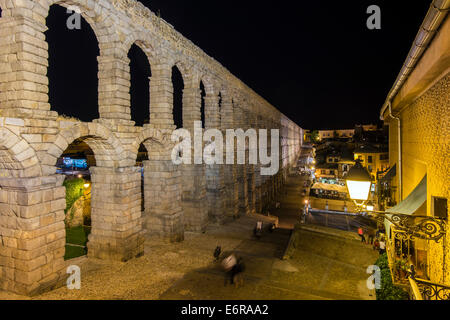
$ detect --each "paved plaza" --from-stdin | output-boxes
[0,176,378,300]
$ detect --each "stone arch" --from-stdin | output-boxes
[43,122,127,172]
[199,74,217,96]
[171,63,186,129]
[131,127,173,162]
[127,40,153,126]
[25,0,124,120]
[133,127,183,241]
[123,31,158,66]
[0,127,42,179]
[45,0,120,55]
[171,60,192,86]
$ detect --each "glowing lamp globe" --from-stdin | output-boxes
[345,161,372,201]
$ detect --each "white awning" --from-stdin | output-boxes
[385,175,427,239]
[386,175,427,215]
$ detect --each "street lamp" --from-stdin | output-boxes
[345,161,446,243]
[345,160,372,206]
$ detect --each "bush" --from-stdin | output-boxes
[375,253,409,300]
[63,178,85,213]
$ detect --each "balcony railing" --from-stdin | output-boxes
[386,231,450,300]
[408,267,450,300]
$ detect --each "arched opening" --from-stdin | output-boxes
[56,138,95,260]
[172,66,184,129]
[45,5,100,121]
[128,44,151,126]
[200,81,206,129]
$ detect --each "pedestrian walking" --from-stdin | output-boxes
[269,222,276,233]
[368,228,376,245]
[232,257,246,288]
[222,254,237,286]
[214,246,222,262]
[379,238,386,255]
[358,227,366,243]
[373,238,380,251]
[254,221,263,239]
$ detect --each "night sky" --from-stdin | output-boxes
[44,0,431,129]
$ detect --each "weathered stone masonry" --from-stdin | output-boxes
[0,0,302,295]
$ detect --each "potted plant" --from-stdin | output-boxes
[395,258,409,280]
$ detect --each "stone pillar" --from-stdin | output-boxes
[0,175,66,296]
[247,165,256,214]
[234,103,251,215]
[98,55,131,121]
[204,92,226,224]
[150,62,175,128]
[0,11,53,119]
[221,92,239,219]
[181,76,208,232]
[143,145,184,242]
[254,115,263,213]
[246,110,257,214]
[88,166,144,261]
[237,164,249,215]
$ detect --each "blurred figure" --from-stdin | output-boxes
[232,257,246,288]
[222,253,237,286]
[367,228,376,245]
[379,238,386,255]
[253,221,263,239]
[269,223,276,233]
[373,238,380,251]
[214,246,222,262]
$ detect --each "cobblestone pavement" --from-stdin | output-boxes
[0,176,378,300]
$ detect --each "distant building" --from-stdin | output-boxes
[316,125,379,142]
[353,145,389,183]
[318,129,355,141]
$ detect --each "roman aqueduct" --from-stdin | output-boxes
[0,0,303,295]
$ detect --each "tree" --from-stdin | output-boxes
[310,130,319,142]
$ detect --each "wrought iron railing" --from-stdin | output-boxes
[408,267,450,300]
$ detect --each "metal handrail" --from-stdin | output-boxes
[408,266,450,300]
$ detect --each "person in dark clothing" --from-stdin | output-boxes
[367,228,376,245]
[222,254,237,286]
[269,223,276,233]
[214,246,222,262]
[232,257,246,288]
[254,221,263,239]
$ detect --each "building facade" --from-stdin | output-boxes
[380,5,450,289]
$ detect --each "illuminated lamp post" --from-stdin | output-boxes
[345,160,372,207]
[345,160,446,243]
